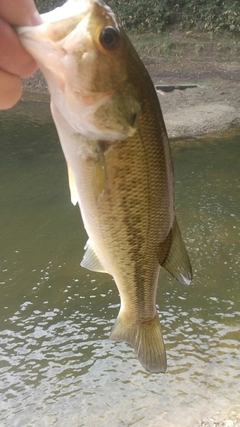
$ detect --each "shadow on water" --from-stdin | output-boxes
[0,98,240,426]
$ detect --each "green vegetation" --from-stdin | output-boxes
[35,0,240,33]
[108,0,240,33]
[35,0,64,14]
[130,31,240,64]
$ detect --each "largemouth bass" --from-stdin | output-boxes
[17,0,192,373]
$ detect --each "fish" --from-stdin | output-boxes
[17,0,192,373]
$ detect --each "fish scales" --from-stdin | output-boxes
[17,0,192,373]
[79,102,171,315]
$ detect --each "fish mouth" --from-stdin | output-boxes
[17,0,117,101]
[17,1,92,92]
[17,0,141,140]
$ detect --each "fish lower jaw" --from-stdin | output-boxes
[18,34,62,76]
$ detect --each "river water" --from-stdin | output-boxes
[0,98,239,427]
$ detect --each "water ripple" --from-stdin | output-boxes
[0,116,240,426]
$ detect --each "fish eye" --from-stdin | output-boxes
[99,26,120,51]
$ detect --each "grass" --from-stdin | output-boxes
[130,28,240,63]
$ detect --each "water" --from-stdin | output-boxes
[0,99,240,427]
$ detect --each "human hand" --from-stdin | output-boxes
[0,0,42,109]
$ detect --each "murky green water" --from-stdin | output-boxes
[0,100,240,427]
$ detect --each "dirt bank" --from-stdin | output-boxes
[159,84,240,137]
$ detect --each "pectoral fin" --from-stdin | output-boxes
[158,217,192,285]
[67,163,78,206]
[81,239,108,273]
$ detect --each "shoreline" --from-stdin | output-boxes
[19,88,240,139]
[21,70,240,138]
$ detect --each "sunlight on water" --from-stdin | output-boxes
[0,101,240,426]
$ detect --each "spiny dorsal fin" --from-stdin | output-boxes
[158,217,192,285]
[81,239,108,273]
[67,163,78,206]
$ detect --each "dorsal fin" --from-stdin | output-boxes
[81,239,108,273]
[157,217,192,285]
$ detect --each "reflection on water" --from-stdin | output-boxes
[0,101,240,426]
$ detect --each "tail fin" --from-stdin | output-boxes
[110,312,167,374]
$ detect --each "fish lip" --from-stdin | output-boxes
[17,2,95,95]
[17,28,65,87]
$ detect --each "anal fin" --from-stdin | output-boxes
[158,217,192,285]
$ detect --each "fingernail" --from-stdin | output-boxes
[28,11,43,26]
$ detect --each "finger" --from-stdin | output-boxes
[0,69,22,109]
[0,17,38,77]
[0,0,42,26]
